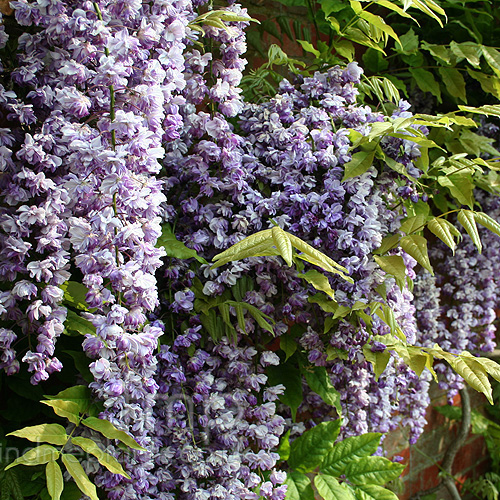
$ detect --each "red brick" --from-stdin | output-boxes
[420,464,442,491]
[452,436,488,475]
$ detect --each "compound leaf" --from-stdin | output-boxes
[61,454,98,500]
[321,433,382,476]
[7,424,69,446]
[5,445,59,470]
[81,417,145,451]
[315,474,356,500]
[46,461,64,500]
[71,437,130,478]
[288,421,341,472]
[457,210,482,253]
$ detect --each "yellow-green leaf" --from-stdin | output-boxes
[460,352,500,383]
[458,104,500,117]
[301,270,336,299]
[427,218,460,253]
[399,214,427,235]
[342,150,376,181]
[363,347,391,380]
[288,233,350,276]
[71,437,130,478]
[457,210,482,253]
[272,226,293,267]
[81,417,145,451]
[7,424,69,446]
[357,10,400,45]
[315,474,357,500]
[5,445,59,470]
[450,41,481,68]
[212,229,273,265]
[474,211,500,238]
[373,234,400,255]
[373,255,406,284]
[449,356,492,404]
[400,235,433,274]
[482,46,500,76]
[61,454,99,500]
[41,400,80,425]
[375,1,418,24]
[46,461,64,500]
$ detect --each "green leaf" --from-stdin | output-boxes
[280,336,298,361]
[422,42,451,64]
[354,483,400,500]
[394,28,419,54]
[237,302,275,335]
[321,433,382,476]
[438,68,466,102]
[374,234,400,255]
[342,150,376,181]
[61,454,98,500]
[474,211,500,238]
[344,456,405,485]
[46,461,63,500]
[288,233,351,278]
[285,471,315,500]
[302,366,341,414]
[7,424,69,446]
[409,68,442,102]
[5,445,60,470]
[458,104,500,118]
[301,270,335,299]
[278,430,291,461]
[460,353,500,384]
[363,347,391,380]
[404,0,446,27]
[71,437,130,478]
[272,226,293,266]
[466,70,500,100]
[357,9,400,45]
[482,46,500,76]
[334,39,355,61]
[437,173,474,209]
[315,475,356,500]
[44,386,92,414]
[457,210,482,253]
[297,40,320,57]
[399,235,433,274]
[427,218,460,253]
[399,214,427,235]
[288,420,341,472]
[81,417,145,451]
[61,282,89,310]
[459,130,500,157]
[373,255,406,287]
[375,1,418,24]
[41,401,80,425]
[267,360,303,422]
[450,41,481,67]
[65,310,95,337]
[157,225,207,264]
[449,356,492,404]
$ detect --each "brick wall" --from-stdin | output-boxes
[385,384,491,499]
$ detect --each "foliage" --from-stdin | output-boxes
[282,421,405,500]
[2,386,141,500]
